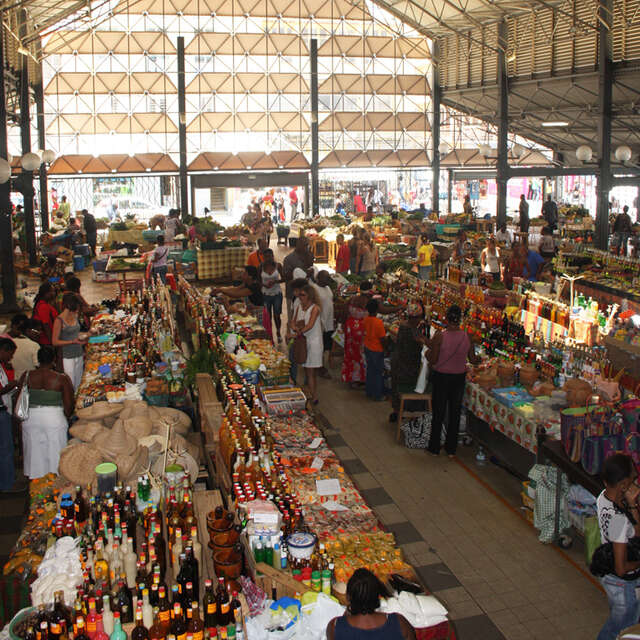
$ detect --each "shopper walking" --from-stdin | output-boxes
[612,205,633,256]
[363,299,386,401]
[341,283,370,386]
[541,195,558,231]
[326,568,415,640]
[289,187,298,221]
[348,232,360,274]
[427,305,480,457]
[415,234,435,281]
[310,270,335,377]
[289,284,323,405]
[283,237,314,321]
[83,209,98,257]
[519,194,530,234]
[52,293,87,392]
[151,235,169,283]
[259,248,284,343]
[358,234,377,278]
[248,238,267,268]
[480,237,501,282]
[0,338,20,492]
[18,346,74,479]
[596,453,640,640]
[32,282,58,346]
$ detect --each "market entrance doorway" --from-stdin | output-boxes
[190,171,309,226]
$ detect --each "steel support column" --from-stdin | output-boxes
[19,9,36,266]
[431,43,440,214]
[310,39,319,217]
[0,14,18,312]
[595,0,613,250]
[496,21,509,228]
[447,169,453,213]
[177,36,188,221]
[34,57,48,232]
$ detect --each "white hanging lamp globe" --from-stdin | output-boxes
[512,143,526,158]
[614,145,632,163]
[438,141,450,155]
[41,149,56,164]
[0,158,11,184]
[575,145,593,162]
[21,152,41,171]
[478,143,492,157]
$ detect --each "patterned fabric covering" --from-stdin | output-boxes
[464,382,543,453]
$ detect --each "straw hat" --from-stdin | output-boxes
[123,416,153,440]
[120,400,151,421]
[69,421,107,442]
[117,445,149,480]
[92,418,138,458]
[59,443,103,486]
[77,401,123,422]
[149,406,191,436]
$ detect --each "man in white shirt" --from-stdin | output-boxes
[6,315,39,379]
[310,270,335,378]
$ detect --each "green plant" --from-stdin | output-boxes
[184,347,219,388]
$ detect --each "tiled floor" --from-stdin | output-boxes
[311,376,609,640]
[13,262,609,639]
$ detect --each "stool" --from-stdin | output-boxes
[397,393,432,443]
[514,231,529,245]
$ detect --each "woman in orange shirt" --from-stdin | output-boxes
[363,298,386,401]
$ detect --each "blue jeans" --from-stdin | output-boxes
[418,266,432,281]
[598,574,640,640]
[364,348,384,401]
[153,265,168,283]
[0,409,15,491]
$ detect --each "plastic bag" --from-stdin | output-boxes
[414,346,429,394]
[584,515,602,565]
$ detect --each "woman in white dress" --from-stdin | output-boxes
[289,284,323,405]
[18,346,74,478]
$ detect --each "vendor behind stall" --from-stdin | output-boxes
[82,209,97,257]
[213,265,264,323]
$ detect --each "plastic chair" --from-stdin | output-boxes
[397,392,431,442]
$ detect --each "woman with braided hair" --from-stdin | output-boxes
[326,569,416,639]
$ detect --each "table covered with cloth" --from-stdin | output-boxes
[463,382,556,454]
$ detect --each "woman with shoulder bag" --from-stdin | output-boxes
[17,346,74,479]
[596,453,640,640]
[288,284,323,405]
[427,305,480,457]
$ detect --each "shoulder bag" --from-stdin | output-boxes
[14,372,29,421]
[292,307,307,365]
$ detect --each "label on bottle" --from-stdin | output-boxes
[87,621,97,634]
[50,624,62,635]
[159,610,170,623]
[206,603,216,614]
[221,602,230,614]
[192,631,203,640]
[177,633,187,640]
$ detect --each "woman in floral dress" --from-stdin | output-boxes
[341,286,369,386]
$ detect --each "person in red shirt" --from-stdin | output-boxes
[289,187,299,220]
[363,299,386,401]
[353,191,365,214]
[335,234,350,275]
[247,238,267,269]
[32,282,58,346]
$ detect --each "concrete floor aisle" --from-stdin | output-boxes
[312,375,608,640]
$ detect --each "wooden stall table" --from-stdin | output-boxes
[475,219,494,235]
[105,256,146,300]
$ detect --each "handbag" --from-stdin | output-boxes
[414,346,429,394]
[582,433,624,475]
[621,399,640,434]
[401,413,432,449]
[591,536,640,580]
[292,308,307,365]
[14,372,29,421]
